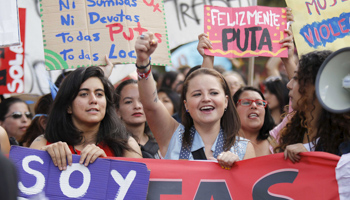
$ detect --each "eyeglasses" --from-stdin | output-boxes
[5,111,33,119]
[237,99,268,108]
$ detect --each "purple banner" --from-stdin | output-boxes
[10,146,150,199]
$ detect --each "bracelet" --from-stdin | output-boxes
[135,59,151,69]
[137,66,152,80]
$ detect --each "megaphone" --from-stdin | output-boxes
[316,47,350,113]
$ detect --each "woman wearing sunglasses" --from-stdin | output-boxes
[0,97,32,146]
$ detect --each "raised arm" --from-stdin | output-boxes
[197,33,214,69]
[135,32,179,157]
[280,8,297,80]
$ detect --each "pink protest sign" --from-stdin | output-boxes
[204,6,288,58]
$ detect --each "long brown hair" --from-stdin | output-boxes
[180,68,241,151]
[274,50,350,154]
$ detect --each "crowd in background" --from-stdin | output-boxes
[1,7,350,199]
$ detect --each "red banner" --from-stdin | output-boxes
[0,8,26,94]
[204,5,288,58]
[116,152,340,200]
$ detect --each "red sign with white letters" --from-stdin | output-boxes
[0,8,26,94]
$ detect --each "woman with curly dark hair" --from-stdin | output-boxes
[275,50,350,162]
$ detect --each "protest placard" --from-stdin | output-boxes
[204,5,288,58]
[40,0,171,70]
[10,146,150,199]
[285,0,350,56]
[0,0,21,47]
[164,0,254,49]
[0,8,26,94]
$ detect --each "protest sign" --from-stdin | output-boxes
[0,8,26,94]
[164,0,255,49]
[11,146,342,200]
[0,0,21,47]
[40,0,171,70]
[285,0,350,56]
[119,152,340,199]
[10,146,150,199]
[204,5,288,58]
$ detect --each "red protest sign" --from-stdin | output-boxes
[118,152,340,199]
[0,8,26,94]
[204,5,288,58]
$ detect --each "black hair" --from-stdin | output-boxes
[233,86,275,141]
[45,67,131,156]
[0,97,30,121]
[158,87,180,114]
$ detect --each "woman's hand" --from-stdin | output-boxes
[99,55,114,78]
[79,144,107,166]
[197,33,212,57]
[286,7,294,24]
[197,33,214,69]
[280,29,294,59]
[217,151,240,170]
[284,143,308,163]
[41,141,72,171]
[135,32,158,66]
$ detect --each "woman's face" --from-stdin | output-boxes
[117,84,146,126]
[236,90,265,134]
[172,73,185,92]
[224,74,242,95]
[264,89,279,111]
[0,102,31,141]
[184,74,228,126]
[287,71,302,111]
[69,77,106,127]
[158,91,175,116]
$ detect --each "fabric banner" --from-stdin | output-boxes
[285,0,350,57]
[40,0,171,70]
[204,5,288,58]
[0,8,26,94]
[10,146,342,200]
[118,152,340,199]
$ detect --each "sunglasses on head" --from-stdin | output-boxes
[5,111,33,119]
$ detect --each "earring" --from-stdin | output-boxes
[224,108,227,112]
[186,109,189,112]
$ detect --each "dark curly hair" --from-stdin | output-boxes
[233,86,275,141]
[275,51,350,155]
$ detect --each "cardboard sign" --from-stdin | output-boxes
[0,8,26,94]
[0,0,21,47]
[117,152,340,200]
[40,0,171,70]
[204,5,288,58]
[285,0,350,56]
[10,146,150,199]
[164,0,254,49]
